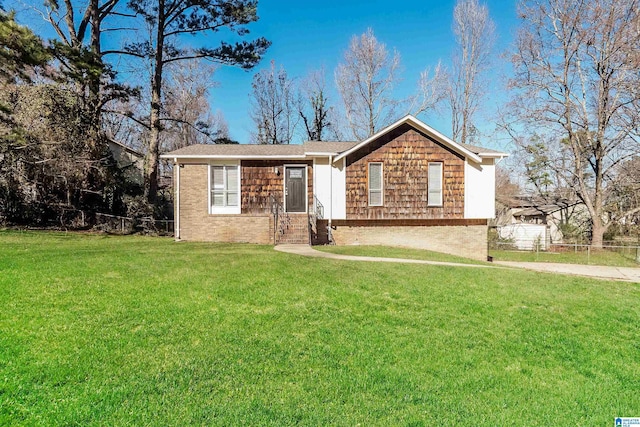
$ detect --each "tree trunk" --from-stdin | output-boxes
[88,0,102,131]
[144,0,165,204]
[590,217,606,249]
[144,119,160,204]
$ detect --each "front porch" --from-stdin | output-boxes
[270,195,328,245]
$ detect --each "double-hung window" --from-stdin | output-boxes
[210,163,240,214]
[428,162,443,206]
[368,162,383,206]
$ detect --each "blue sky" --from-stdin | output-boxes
[213,0,520,146]
[9,0,520,149]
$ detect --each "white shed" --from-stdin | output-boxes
[498,224,549,250]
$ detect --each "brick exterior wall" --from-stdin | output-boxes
[177,163,273,244]
[345,123,465,219]
[330,224,488,261]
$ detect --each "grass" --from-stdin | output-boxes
[315,244,487,264]
[491,248,640,267]
[1,230,639,425]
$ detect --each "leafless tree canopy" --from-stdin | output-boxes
[449,0,495,144]
[412,61,448,119]
[249,61,297,144]
[104,60,227,152]
[163,61,228,151]
[506,0,640,246]
[335,28,401,141]
[297,68,334,141]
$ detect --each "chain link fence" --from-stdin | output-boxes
[490,227,640,265]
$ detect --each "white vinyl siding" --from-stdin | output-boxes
[428,162,443,206]
[368,162,383,206]
[209,163,240,214]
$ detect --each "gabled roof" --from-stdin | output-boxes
[332,115,507,164]
[513,202,581,217]
[458,142,508,158]
[107,138,144,159]
[160,116,508,161]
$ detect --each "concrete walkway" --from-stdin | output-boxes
[274,244,496,268]
[274,244,640,282]
[494,261,640,283]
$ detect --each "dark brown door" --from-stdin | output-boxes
[285,166,306,213]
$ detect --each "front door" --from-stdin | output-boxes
[285,166,306,213]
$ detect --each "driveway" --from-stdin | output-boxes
[494,261,640,282]
[275,245,640,282]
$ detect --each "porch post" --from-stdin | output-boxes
[174,157,180,241]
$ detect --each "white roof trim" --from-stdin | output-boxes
[304,151,340,156]
[477,152,510,159]
[159,154,307,160]
[332,115,483,164]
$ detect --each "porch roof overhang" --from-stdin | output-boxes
[159,141,360,161]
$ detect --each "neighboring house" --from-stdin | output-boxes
[107,139,144,186]
[160,115,508,260]
[497,196,588,244]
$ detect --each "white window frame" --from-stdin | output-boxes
[208,161,241,214]
[427,162,443,207]
[368,162,383,207]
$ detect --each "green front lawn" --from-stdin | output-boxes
[1,231,639,425]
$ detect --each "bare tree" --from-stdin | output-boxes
[249,61,297,144]
[412,61,448,118]
[105,60,228,151]
[335,28,400,140]
[608,157,640,233]
[506,0,640,247]
[297,68,334,141]
[163,61,228,151]
[449,0,495,144]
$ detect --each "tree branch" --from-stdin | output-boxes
[164,22,227,37]
[103,109,151,130]
[102,50,147,58]
[159,116,216,141]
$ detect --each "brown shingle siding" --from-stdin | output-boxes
[345,124,465,219]
[241,160,313,214]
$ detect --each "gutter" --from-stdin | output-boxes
[159,154,307,160]
[174,157,180,241]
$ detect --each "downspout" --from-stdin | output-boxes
[174,158,180,241]
[328,155,333,242]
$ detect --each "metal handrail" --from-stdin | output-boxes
[314,195,324,220]
[270,194,290,243]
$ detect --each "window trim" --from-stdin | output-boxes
[427,162,443,207]
[208,161,241,214]
[368,162,383,207]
